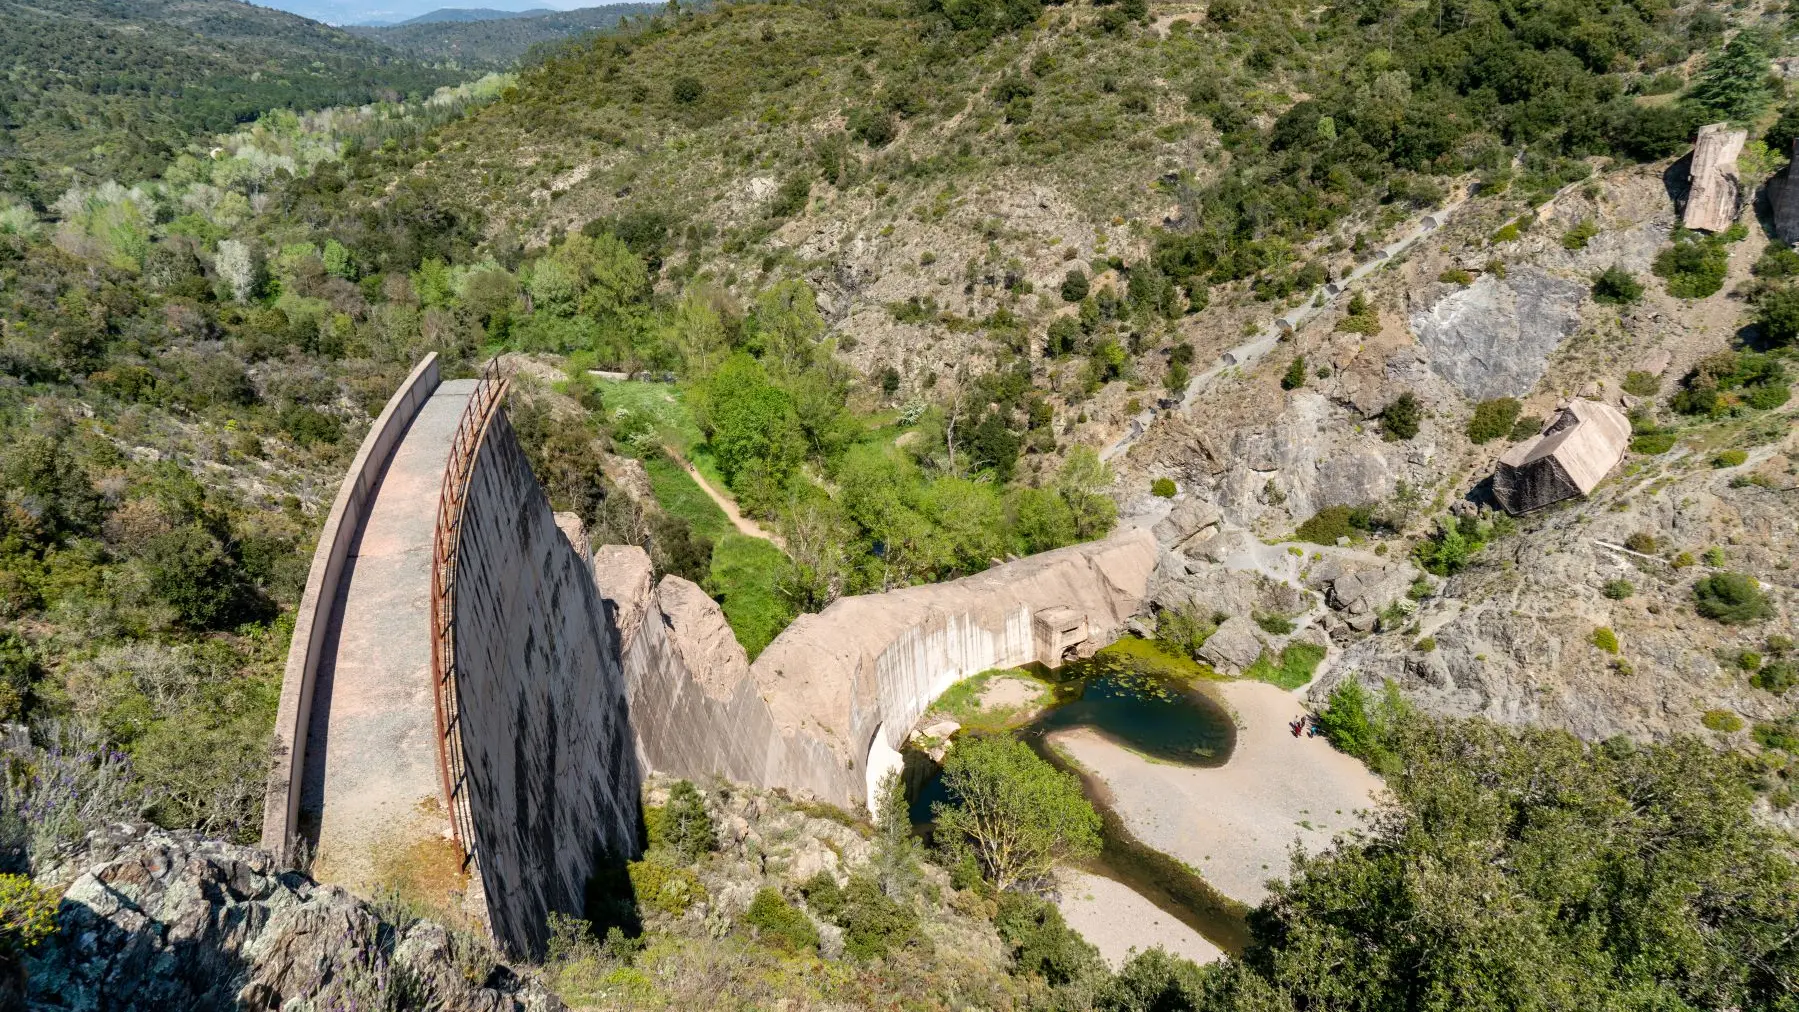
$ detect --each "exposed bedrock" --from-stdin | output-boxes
[598,529,1159,810]
[1409,266,1585,401]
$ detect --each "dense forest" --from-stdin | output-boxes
[0,0,460,200]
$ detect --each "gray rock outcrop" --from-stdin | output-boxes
[26,825,561,1012]
[1410,267,1585,401]
[1199,616,1264,674]
[1682,123,1747,233]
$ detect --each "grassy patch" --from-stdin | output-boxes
[930,668,1051,730]
[595,380,705,449]
[643,451,732,541]
[708,534,793,660]
[1242,642,1328,691]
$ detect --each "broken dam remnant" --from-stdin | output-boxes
[262,355,1158,954]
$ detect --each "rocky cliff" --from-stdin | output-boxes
[22,825,562,1012]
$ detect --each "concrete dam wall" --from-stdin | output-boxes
[268,354,1155,954]
[446,408,642,956]
[599,528,1158,810]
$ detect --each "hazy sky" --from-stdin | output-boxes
[252,0,607,26]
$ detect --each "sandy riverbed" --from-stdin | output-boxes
[1053,869,1224,968]
[1052,679,1384,908]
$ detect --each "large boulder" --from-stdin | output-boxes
[26,825,561,1012]
[1152,498,1223,549]
[1199,616,1265,674]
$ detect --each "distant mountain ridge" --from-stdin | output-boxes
[396,7,553,24]
[348,3,663,65]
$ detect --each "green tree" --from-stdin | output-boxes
[1689,31,1771,121]
[649,780,716,863]
[933,734,1101,891]
[1214,719,1799,1012]
[1380,391,1421,440]
[1466,398,1521,444]
[1056,447,1118,541]
[1061,269,1089,302]
[705,353,803,490]
[1281,355,1306,390]
[1592,265,1643,305]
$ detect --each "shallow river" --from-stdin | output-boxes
[905,650,1254,953]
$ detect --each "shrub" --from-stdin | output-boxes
[1592,265,1643,304]
[1768,635,1794,656]
[646,780,716,862]
[1591,627,1619,654]
[1701,709,1744,733]
[1712,449,1748,468]
[1254,612,1296,635]
[1672,551,1696,568]
[1602,579,1635,600]
[627,858,706,915]
[1296,505,1355,545]
[1754,716,1799,752]
[1653,230,1729,299]
[1466,398,1522,444]
[1754,283,1799,347]
[1623,532,1658,555]
[837,876,917,960]
[934,734,1100,890]
[1620,370,1660,397]
[1752,660,1796,694]
[1245,642,1328,689]
[800,871,844,921]
[1156,604,1217,659]
[1509,415,1543,441]
[1099,948,1207,1010]
[0,874,56,958]
[1150,477,1176,498]
[1414,636,1437,652]
[1281,355,1307,390]
[995,893,1105,987]
[1704,546,1727,567]
[1380,392,1421,441]
[1439,268,1475,284]
[1562,219,1599,250]
[1737,651,1763,672]
[1693,572,1773,624]
[743,887,819,953]
[1061,270,1089,302]
[1315,679,1411,775]
[671,76,703,104]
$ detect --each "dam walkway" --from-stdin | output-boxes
[298,379,477,895]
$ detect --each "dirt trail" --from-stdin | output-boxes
[665,446,784,547]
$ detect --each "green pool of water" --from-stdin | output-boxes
[905,642,1251,952]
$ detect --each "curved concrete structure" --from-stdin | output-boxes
[261,354,441,856]
[267,356,1156,954]
[265,358,642,957]
[294,375,481,905]
[601,528,1158,810]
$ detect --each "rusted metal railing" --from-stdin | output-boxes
[429,359,509,871]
